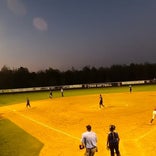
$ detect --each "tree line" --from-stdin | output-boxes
[0,63,156,89]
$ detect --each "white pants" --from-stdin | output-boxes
[152,110,156,119]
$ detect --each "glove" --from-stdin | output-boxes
[79,144,85,150]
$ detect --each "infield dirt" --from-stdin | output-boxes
[1,91,156,156]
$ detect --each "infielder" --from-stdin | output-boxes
[99,94,104,108]
[150,108,156,124]
[26,97,31,108]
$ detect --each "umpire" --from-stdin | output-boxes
[107,125,120,156]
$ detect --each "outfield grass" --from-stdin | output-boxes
[0,118,43,156]
[0,84,156,106]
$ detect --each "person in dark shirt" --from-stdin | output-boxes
[26,97,31,108]
[107,125,120,156]
[99,94,104,108]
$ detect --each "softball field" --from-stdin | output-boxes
[0,91,156,156]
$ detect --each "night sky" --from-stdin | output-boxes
[0,0,156,71]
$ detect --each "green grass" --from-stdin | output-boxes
[0,118,43,156]
[0,84,156,107]
[0,92,49,106]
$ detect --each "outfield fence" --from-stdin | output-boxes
[0,79,155,94]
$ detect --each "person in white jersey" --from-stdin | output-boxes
[150,108,156,124]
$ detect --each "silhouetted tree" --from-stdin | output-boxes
[0,63,156,89]
[12,67,30,88]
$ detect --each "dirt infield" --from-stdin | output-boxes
[1,91,156,156]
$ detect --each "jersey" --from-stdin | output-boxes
[107,132,119,146]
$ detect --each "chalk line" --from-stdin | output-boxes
[136,125,156,141]
[10,110,80,141]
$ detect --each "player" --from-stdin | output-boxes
[49,90,53,98]
[61,87,64,97]
[129,85,132,93]
[80,125,98,156]
[107,125,120,156]
[26,97,31,108]
[150,108,156,124]
[99,94,104,108]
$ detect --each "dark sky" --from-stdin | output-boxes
[0,0,156,71]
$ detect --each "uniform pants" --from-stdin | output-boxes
[109,144,120,156]
[85,147,97,156]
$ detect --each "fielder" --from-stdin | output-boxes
[129,85,132,93]
[49,90,53,98]
[26,97,31,108]
[150,108,156,124]
[61,87,64,97]
[99,94,104,108]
